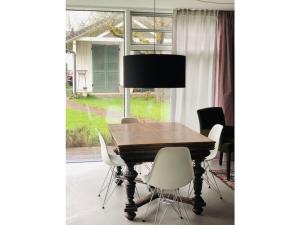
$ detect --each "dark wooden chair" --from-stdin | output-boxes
[197,107,234,180]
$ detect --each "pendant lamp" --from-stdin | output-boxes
[123,0,186,88]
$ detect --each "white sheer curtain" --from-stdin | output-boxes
[171,9,218,131]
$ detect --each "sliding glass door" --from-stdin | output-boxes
[65,10,174,162]
[66,10,125,162]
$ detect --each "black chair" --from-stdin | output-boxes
[197,107,234,180]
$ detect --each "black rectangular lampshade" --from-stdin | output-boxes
[123,54,186,88]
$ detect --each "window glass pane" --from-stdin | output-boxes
[130,89,171,122]
[66,10,124,162]
[131,15,172,30]
[131,32,172,45]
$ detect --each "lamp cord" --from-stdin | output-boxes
[153,0,156,54]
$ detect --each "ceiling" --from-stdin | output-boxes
[66,0,234,11]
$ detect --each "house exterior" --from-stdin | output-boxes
[66,14,125,94]
[68,39,124,94]
[66,12,172,94]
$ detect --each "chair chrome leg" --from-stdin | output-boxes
[154,190,163,225]
[101,167,115,209]
[101,167,127,208]
[203,162,216,190]
[98,167,113,197]
[142,188,156,222]
[104,178,119,205]
[203,161,212,188]
[145,188,191,225]
[172,190,183,219]
[170,201,182,219]
[157,198,170,225]
[203,166,214,185]
[207,162,223,199]
[176,189,191,225]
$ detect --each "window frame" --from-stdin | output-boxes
[130,11,173,51]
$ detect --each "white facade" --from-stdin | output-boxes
[67,38,124,93]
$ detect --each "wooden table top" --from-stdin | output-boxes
[109,122,214,148]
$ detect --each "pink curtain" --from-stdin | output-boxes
[215,11,234,126]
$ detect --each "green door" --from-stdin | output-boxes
[92,45,119,93]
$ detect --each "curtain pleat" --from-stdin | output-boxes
[215,11,234,126]
[172,9,218,131]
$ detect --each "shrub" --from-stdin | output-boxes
[66,126,111,148]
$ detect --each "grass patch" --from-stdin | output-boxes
[131,97,170,121]
[66,109,115,147]
[72,95,170,121]
[66,95,170,147]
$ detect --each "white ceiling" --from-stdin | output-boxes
[66,0,234,11]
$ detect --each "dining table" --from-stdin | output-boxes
[108,122,215,220]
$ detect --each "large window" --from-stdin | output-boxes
[65,10,173,161]
[66,10,124,162]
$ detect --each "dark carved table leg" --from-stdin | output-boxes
[226,152,231,181]
[192,159,206,215]
[124,163,138,220]
[219,152,223,165]
[115,166,123,185]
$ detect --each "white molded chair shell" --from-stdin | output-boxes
[96,129,125,166]
[121,117,139,124]
[206,124,223,161]
[144,147,194,190]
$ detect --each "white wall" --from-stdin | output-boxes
[65,53,74,74]
[76,41,93,92]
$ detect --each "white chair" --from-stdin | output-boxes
[187,124,224,199]
[142,147,194,225]
[203,124,224,199]
[96,129,126,209]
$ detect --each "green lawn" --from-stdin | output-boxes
[73,95,170,121]
[67,95,170,147]
[130,97,170,121]
[66,109,114,147]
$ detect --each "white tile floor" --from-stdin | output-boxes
[66,162,234,225]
